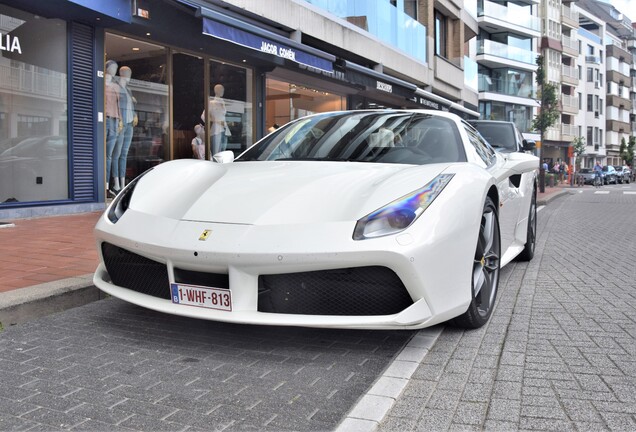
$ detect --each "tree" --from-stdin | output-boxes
[532,55,560,192]
[619,136,635,166]
[572,136,586,169]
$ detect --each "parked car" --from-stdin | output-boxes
[613,165,630,184]
[623,166,632,183]
[576,168,597,185]
[94,110,539,330]
[602,165,617,184]
[468,120,535,153]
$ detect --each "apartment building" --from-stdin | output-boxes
[537,0,578,164]
[579,0,634,166]
[575,6,607,168]
[474,0,540,139]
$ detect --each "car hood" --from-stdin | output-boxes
[132,160,450,225]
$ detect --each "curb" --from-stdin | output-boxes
[335,326,444,431]
[537,188,570,206]
[0,274,107,328]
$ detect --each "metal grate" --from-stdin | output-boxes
[258,266,413,316]
[101,242,170,299]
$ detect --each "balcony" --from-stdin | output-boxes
[607,94,632,111]
[561,64,578,86]
[561,5,579,29]
[561,35,578,57]
[477,0,540,37]
[435,56,464,93]
[478,73,536,98]
[585,56,601,64]
[561,94,578,114]
[304,0,427,63]
[561,123,579,141]
[477,39,536,68]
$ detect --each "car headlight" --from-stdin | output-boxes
[353,174,454,240]
[107,169,152,223]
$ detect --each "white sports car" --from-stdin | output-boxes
[94,110,538,330]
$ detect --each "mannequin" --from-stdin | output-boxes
[104,60,122,197]
[112,66,137,192]
[201,83,230,155]
[191,124,205,159]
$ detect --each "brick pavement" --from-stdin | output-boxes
[378,186,636,431]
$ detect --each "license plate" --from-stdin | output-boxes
[170,283,232,311]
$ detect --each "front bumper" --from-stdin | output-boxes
[93,209,473,329]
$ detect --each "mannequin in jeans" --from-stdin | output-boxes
[201,84,230,155]
[104,60,122,197]
[111,66,137,194]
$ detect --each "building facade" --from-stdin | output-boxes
[0,0,479,219]
[474,0,540,140]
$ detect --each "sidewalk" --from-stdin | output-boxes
[0,182,571,324]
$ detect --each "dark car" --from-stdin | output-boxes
[602,165,617,185]
[613,165,630,184]
[577,168,597,185]
[468,120,535,153]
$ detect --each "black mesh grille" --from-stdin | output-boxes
[101,242,170,299]
[258,266,413,316]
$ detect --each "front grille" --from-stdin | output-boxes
[101,242,170,299]
[258,266,413,316]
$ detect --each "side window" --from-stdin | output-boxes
[463,124,496,166]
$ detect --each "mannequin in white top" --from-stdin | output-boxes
[201,83,230,155]
[191,124,205,159]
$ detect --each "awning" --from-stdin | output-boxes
[199,9,334,73]
[413,88,480,118]
[343,61,417,99]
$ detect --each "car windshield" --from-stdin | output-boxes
[614,166,623,171]
[469,123,516,151]
[238,111,466,165]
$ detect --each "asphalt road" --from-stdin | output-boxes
[1,183,635,431]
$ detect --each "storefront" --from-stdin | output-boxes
[0,0,477,218]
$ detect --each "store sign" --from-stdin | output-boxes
[376,81,393,93]
[202,18,333,73]
[0,34,21,54]
[417,97,440,110]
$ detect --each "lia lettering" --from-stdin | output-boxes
[0,34,21,54]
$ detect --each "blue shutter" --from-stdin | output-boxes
[69,22,97,201]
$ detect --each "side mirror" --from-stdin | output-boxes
[213,150,234,164]
[522,139,536,151]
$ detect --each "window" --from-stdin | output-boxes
[435,11,447,58]
[578,92,582,110]
[594,95,599,111]
[587,95,593,112]
[578,65,582,80]
[599,100,603,115]
[587,67,593,82]
[0,5,68,205]
[599,130,603,147]
[587,44,594,56]
[404,0,417,20]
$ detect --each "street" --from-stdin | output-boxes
[1,183,636,431]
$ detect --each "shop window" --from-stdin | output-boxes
[205,60,254,156]
[104,33,168,186]
[172,52,204,160]
[265,78,345,132]
[0,5,68,205]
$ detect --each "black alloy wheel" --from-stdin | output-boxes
[517,187,537,261]
[452,197,501,329]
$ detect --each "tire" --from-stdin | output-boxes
[516,187,536,262]
[451,197,501,329]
